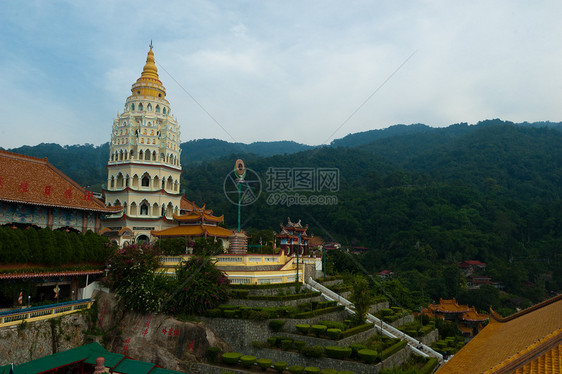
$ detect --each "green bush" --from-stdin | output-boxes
[301,345,324,358]
[207,308,222,317]
[223,309,238,318]
[296,324,311,334]
[324,346,352,359]
[326,328,342,340]
[358,348,378,364]
[221,352,242,365]
[294,305,345,318]
[273,361,287,373]
[304,367,321,374]
[319,321,346,330]
[349,343,367,358]
[248,310,269,320]
[338,371,354,374]
[206,346,221,363]
[311,324,327,337]
[239,306,253,319]
[269,319,286,332]
[240,355,257,368]
[267,337,279,348]
[381,340,407,360]
[320,370,338,374]
[380,308,393,316]
[257,358,272,371]
[294,340,306,351]
[231,289,249,298]
[420,357,439,374]
[341,323,374,338]
[288,365,304,374]
[281,339,294,350]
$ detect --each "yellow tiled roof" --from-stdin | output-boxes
[437,295,562,374]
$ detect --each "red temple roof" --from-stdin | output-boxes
[0,150,119,213]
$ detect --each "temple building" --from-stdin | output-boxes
[151,199,234,251]
[422,298,489,338]
[0,150,119,232]
[101,44,183,246]
[437,294,562,374]
[276,218,312,256]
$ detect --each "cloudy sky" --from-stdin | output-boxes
[1,1,561,148]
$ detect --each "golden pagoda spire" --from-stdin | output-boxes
[139,41,160,81]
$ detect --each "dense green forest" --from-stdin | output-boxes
[5,119,562,312]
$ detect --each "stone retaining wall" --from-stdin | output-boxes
[276,324,379,347]
[390,314,414,328]
[228,295,324,308]
[369,301,390,314]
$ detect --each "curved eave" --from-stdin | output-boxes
[101,214,175,223]
[0,197,121,214]
[103,186,182,197]
[106,162,182,172]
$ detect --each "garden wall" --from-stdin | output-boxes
[228,295,325,308]
[276,325,378,348]
[390,314,414,328]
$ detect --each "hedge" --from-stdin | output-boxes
[304,367,321,374]
[301,345,324,358]
[295,305,345,318]
[381,340,407,360]
[206,347,221,363]
[320,370,337,374]
[230,281,301,289]
[207,308,222,317]
[338,371,355,374]
[324,346,352,359]
[311,324,328,337]
[326,328,342,340]
[240,355,257,368]
[349,343,367,358]
[357,348,378,364]
[341,323,374,338]
[247,292,321,301]
[273,361,287,373]
[269,319,286,332]
[221,352,242,365]
[281,339,294,350]
[420,325,434,336]
[296,324,311,334]
[268,337,279,348]
[420,357,439,374]
[294,340,306,351]
[319,321,345,330]
[288,365,305,374]
[257,358,272,371]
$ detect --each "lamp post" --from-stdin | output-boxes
[234,159,246,233]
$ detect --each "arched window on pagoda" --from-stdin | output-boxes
[152,151,157,161]
[131,103,135,111]
[116,173,124,188]
[110,176,115,189]
[163,107,166,114]
[166,176,173,190]
[166,202,173,217]
[144,149,150,160]
[140,202,149,216]
[139,150,143,160]
[138,103,143,111]
[155,105,160,113]
[130,150,135,159]
[147,103,152,111]
[125,175,130,187]
[123,202,128,215]
[132,174,139,188]
[141,174,150,187]
[152,203,159,216]
[129,202,138,216]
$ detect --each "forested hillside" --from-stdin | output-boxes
[5,120,562,311]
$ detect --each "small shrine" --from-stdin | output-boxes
[422,298,489,337]
[276,218,312,256]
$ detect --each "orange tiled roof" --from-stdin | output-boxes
[462,307,489,322]
[151,224,234,238]
[173,211,224,223]
[430,299,470,314]
[0,150,119,213]
[437,294,562,374]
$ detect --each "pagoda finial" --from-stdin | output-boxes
[139,42,159,81]
[150,40,153,49]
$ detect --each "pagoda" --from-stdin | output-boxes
[101,43,183,246]
[276,218,312,256]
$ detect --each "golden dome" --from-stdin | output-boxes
[132,42,166,98]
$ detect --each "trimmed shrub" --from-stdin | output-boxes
[269,319,286,332]
[311,324,328,337]
[206,346,221,363]
[319,321,346,330]
[301,345,324,358]
[380,308,393,316]
[320,370,338,374]
[267,337,279,348]
[349,343,367,358]
[231,289,249,298]
[207,308,222,317]
[295,305,345,318]
[294,340,306,352]
[288,365,305,374]
[304,367,321,374]
[257,358,273,371]
[221,352,242,365]
[325,346,352,359]
[326,328,342,340]
[240,355,257,368]
[357,348,378,364]
[281,339,294,350]
[381,340,407,360]
[239,306,253,319]
[273,361,287,373]
[248,310,269,320]
[341,323,374,338]
[296,324,311,335]
[420,357,439,374]
[338,371,354,374]
[223,309,238,318]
